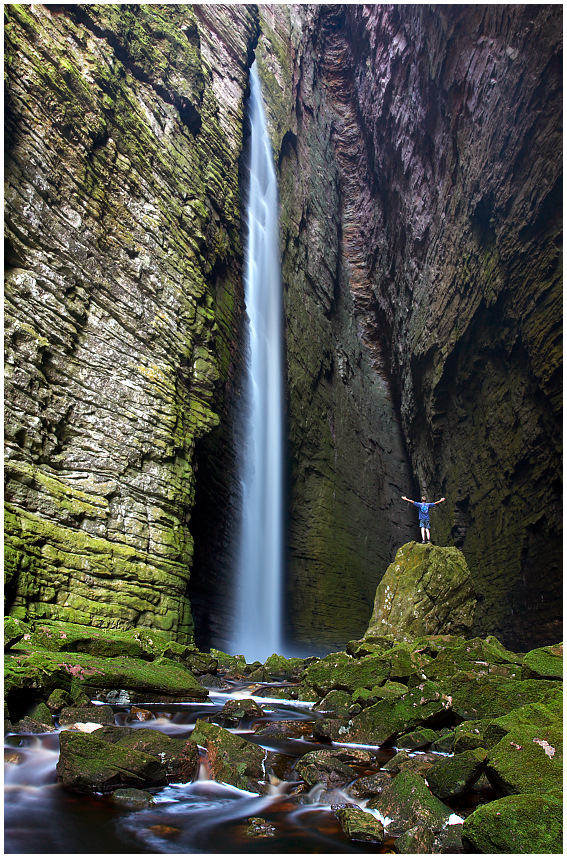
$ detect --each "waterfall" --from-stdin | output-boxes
[231,61,285,662]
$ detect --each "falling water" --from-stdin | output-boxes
[231,61,285,662]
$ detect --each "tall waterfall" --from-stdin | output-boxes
[231,61,285,662]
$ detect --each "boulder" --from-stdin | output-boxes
[348,771,393,799]
[345,680,452,746]
[426,748,487,800]
[335,807,384,844]
[521,643,563,680]
[213,698,264,727]
[368,770,453,836]
[445,673,560,721]
[396,728,439,750]
[191,718,269,794]
[300,651,390,696]
[56,725,199,794]
[364,543,476,640]
[382,750,437,779]
[486,721,562,796]
[56,729,167,794]
[59,705,115,728]
[314,689,353,716]
[396,822,463,854]
[462,791,563,854]
[110,788,155,809]
[243,817,277,838]
[295,750,356,789]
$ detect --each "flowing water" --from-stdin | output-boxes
[232,60,286,663]
[4,681,399,854]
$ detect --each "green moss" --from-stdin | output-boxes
[462,792,563,853]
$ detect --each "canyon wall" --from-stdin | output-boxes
[4,4,258,642]
[257,4,562,650]
[5,5,562,653]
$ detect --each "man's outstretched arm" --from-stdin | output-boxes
[401,496,415,504]
[434,497,446,505]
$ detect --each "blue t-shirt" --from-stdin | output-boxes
[414,501,435,522]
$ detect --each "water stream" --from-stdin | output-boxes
[4,682,397,854]
[232,60,285,663]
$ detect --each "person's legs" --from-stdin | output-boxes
[420,526,427,543]
[425,527,431,543]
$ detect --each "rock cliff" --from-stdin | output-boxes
[5,4,258,641]
[257,4,562,650]
[4,5,562,653]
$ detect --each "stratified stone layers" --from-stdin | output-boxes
[258,5,562,650]
[5,5,258,640]
[256,6,416,652]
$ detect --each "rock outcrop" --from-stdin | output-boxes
[257,4,562,650]
[4,5,258,641]
[365,542,476,640]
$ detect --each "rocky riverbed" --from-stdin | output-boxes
[5,602,562,853]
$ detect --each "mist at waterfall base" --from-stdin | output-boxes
[230,61,286,664]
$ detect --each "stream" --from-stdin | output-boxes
[5,679,401,854]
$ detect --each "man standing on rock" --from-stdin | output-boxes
[401,494,445,544]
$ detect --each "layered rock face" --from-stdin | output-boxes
[257,4,562,650]
[5,4,258,641]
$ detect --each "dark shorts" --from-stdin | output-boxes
[419,520,430,528]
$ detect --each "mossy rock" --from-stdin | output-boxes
[396,728,439,750]
[5,649,208,710]
[381,750,437,779]
[314,689,353,716]
[346,680,452,746]
[365,543,476,640]
[446,673,560,720]
[56,729,167,794]
[395,822,463,854]
[4,616,31,651]
[521,643,563,680]
[300,650,390,696]
[213,698,264,727]
[191,718,269,794]
[263,653,306,677]
[335,807,384,844]
[59,705,115,727]
[46,687,74,713]
[426,748,487,799]
[462,791,563,853]
[424,636,523,681]
[110,787,155,809]
[295,749,356,789]
[368,770,452,836]
[486,720,562,796]
[29,623,148,659]
[209,649,247,673]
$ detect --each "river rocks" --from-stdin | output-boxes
[191,718,270,795]
[368,771,453,836]
[462,791,563,854]
[110,788,155,810]
[59,705,115,728]
[486,720,562,796]
[426,749,487,800]
[295,750,356,790]
[365,543,476,640]
[335,807,384,844]
[522,644,564,680]
[57,726,199,794]
[396,822,463,855]
[213,698,265,727]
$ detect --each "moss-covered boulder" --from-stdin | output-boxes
[348,771,393,799]
[445,673,560,720]
[314,689,353,716]
[368,770,452,836]
[395,822,463,854]
[521,643,563,680]
[300,650,391,696]
[5,648,209,715]
[56,729,168,794]
[486,720,562,796]
[426,748,487,800]
[364,543,476,641]
[191,718,269,794]
[345,680,452,746]
[462,791,563,853]
[295,750,357,789]
[335,807,384,844]
[59,705,115,728]
[213,698,265,727]
[396,728,439,750]
[110,788,155,809]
